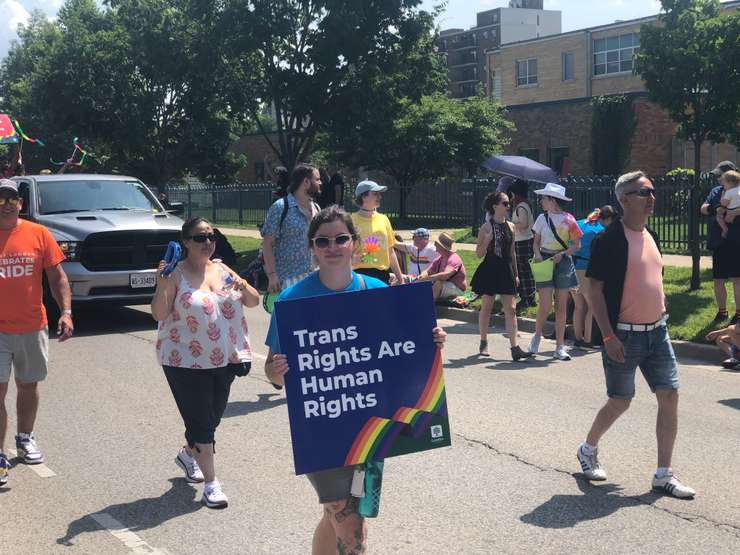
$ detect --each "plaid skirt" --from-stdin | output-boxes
[515,239,536,306]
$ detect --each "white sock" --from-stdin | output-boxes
[580,441,597,454]
[655,467,671,478]
[205,480,219,489]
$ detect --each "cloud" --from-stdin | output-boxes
[0,0,31,58]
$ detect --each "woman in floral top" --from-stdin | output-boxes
[152,217,259,509]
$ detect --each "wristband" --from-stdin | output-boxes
[603,334,616,343]
[62,309,72,316]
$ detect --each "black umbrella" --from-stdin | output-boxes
[481,155,558,184]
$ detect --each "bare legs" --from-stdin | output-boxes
[0,380,40,453]
[312,498,367,555]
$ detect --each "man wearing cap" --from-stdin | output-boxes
[351,180,403,285]
[393,228,438,279]
[418,233,467,301]
[577,171,695,499]
[701,160,740,325]
[0,179,73,487]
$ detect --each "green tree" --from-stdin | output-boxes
[0,0,257,184]
[636,0,740,289]
[223,0,443,171]
[324,92,513,218]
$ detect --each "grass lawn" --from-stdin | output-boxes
[227,236,727,344]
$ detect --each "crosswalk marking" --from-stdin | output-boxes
[91,512,171,555]
[6,448,56,477]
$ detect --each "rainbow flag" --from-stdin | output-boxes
[0,114,19,144]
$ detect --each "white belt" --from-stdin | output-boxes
[616,315,668,332]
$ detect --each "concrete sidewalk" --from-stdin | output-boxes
[219,226,710,269]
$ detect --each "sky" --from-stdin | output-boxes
[1,0,666,62]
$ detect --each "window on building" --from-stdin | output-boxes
[548,147,570,176]
[255,161,265,181]
[516,58,537,87]
[593,32,639,76]
[562,52,574,81]
[519,148,540,162]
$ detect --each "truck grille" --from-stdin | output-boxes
[81,230,180,271]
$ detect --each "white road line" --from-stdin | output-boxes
[6,448,57,477]
[90,512,170,555]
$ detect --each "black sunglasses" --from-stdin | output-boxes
[625,187,656,198]
[188,233,216,243]
[497,201,510,207]
[312,234,353,248]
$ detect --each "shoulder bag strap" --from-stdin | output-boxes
[545,213,569,252]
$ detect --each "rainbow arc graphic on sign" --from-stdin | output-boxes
[344,348,446,465]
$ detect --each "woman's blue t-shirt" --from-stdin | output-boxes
[265,271,387,353]
[573,219,604,270]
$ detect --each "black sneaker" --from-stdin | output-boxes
[713,311,729,324]
[730,314,740,326]
[0,452,9,486]
[479,340,490,357]
[511,345,534,361]
[573,339,591,349]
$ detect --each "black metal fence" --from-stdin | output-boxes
[165,174,715,253]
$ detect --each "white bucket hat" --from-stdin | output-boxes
[533,182,571,202]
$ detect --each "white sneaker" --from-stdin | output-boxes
[175,447,204,483]
[528,334,541,354]
[577,444,607,481]
[652,472,695,499]
[555,345,571,361]
[15,432,44,464]
[203,480,228,509]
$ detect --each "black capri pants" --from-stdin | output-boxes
[163,363,250,447]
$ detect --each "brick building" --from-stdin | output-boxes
[230,132,280,183]
[438,1,561,99]
[486,2,740,176]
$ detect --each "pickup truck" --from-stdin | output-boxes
[12,174,184,308]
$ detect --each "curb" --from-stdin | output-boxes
[435,306,726,364]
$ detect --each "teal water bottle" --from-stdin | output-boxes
[358,461,384,518]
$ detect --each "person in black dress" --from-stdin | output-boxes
[472,192,534,361]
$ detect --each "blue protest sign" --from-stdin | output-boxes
[274,281,452,475]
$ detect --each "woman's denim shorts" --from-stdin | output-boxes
[537,251,578,290]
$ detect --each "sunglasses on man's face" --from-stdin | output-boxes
[188,233,216,243]
[0,197,20,206]
[312,234,353,249]
[625,187,656,198]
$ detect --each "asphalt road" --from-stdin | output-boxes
[2,303,739,554]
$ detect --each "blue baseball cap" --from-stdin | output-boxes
[355,180,388,196]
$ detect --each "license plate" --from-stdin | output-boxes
[130,273,156,288]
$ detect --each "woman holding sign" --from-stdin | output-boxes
[264,206,446,555]
[152,217,260,509]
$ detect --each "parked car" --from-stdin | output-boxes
[12,174,185,312]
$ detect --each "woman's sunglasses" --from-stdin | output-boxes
[497,202,510,208]
[312,234,353,248]
[188,233,216,243]
[0,197,20,206]
[625,187,656,198]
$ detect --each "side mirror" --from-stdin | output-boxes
[167,201,185,216]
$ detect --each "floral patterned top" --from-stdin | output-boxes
[156,265,252,369]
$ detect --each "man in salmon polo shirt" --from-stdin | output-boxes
[0,179,73,487]
[576,171,695,499]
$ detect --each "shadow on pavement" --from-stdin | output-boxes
[223,393,286,417]
[520,477,649,529]
[57,478,200,547]
[718,398,740,411]
[60,305,156,338]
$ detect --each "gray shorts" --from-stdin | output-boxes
[306,465,358,504]
[0,328,49,384]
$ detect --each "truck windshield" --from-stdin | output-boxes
[38,180,161,215]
